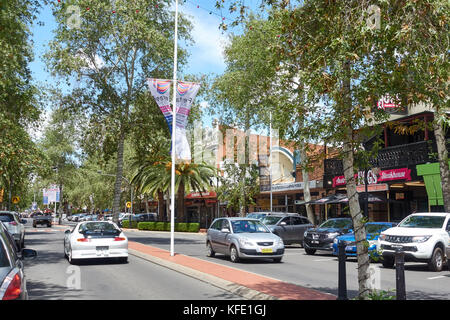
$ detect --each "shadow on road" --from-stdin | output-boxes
[27,280,86,300]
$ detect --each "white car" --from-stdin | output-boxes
[64,221,128,264]
[0,211,26,250]
[378,212,450,272]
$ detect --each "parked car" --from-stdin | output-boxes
[303,218,353,255]
[135,213,157,222]
[246,212,272,220]
[332,222,397,258]
[32,212,52,228]
[261,214,314,246]
[0,211,26,250]
[206,217,285,263]
[64,221,128,264]
[378,212,450,272]
[0,221,37,300]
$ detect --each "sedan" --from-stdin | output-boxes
[0,222,37,300]
[64,221,128,264]
[332,222,397,259]
[0,211,26,250]
[206,217,285,263]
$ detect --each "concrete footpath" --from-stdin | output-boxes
[127,240,336,300]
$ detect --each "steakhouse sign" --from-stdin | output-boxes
[332,168,412,188]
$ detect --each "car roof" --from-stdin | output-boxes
[218,217,260,221]
[409,212,449,217]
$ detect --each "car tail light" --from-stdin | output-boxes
[9,221,18,226]
[2,273,21,300]
[114,237,126,241]
[77,238,90,242]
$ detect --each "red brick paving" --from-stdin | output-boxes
[128,241,336,300]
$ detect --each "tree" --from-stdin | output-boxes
[45,0,193,223]
[132,156,217,222]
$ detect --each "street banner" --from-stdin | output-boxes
[46,186,60,203]
[147,78,200,161]
[175,81,200,161]
[147,78,173,132]
[43,188,49,205]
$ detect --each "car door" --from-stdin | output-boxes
[208,219,222,252]
[446,219,450,261]
[276,217,291,242]
[289,217,309,243]
[216,220,232,254]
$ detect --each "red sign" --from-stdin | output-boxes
[377,168,411,182]
[185,191,217,199]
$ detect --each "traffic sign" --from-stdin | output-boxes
[12,196,20,204]
[126,202,132,208]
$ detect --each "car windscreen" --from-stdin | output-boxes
[79,222,120,236]
[261,216,282,225]
[365,223,391,234]
[319,219,352,229]
[0,214,13,223]
[398,215,446,229]
[230,220,270,233]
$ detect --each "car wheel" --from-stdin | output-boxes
[230,245,240,263]
[305,248,316,255]
[428,247,444,272]
[68,248,78,265]
[206,242,215,257]
[382,256,395,268]
[273,257,282,263]
[118,257,128,264]
[20,237,25,249]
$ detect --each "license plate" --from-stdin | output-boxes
[261,248,273,253]
[96,246,109,256]
[312,240,319,244]
[345,246,355,251]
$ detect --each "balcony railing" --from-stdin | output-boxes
[324,140,446,176]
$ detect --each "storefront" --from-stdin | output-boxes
[185,191,219,228]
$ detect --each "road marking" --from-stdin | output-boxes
[313,258,336,262]
[427,276,446,280]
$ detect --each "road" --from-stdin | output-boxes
[123,228,450,300]
[22,221,242,300]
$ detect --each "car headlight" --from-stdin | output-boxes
[379,234,386,241]
[411,235,431,243]
[238,237,254,247]
[304,231,309,237]
[327,232,340,239]
[277,238,284,247]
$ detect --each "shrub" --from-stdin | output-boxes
[187,223,200,233]
[122,220,138,229]
[138,222,156,230]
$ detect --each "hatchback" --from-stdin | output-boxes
[0,212,26,250]
[206,217,285,263]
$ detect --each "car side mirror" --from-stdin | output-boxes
[21,248,37,260]
[280,222,287,226]
[221,228,230,233]
[64,230,71,234]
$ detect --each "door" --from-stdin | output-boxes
[216,220,232,254]
[207,219,222,253]
[275,217,292,242]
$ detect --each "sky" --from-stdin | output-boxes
[27,0,259,139]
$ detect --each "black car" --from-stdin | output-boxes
[303,218,353,255]
[0,222,37,300]
[135,213,157,222]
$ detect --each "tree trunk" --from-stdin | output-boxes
[112,130,125,223]
[433,112,450,212]
[158,191,164,221]
[300,141,315,224]
[342,60,370,299]
[177,181,185,222]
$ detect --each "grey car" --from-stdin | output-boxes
[0,212,26,250]
[0,221,37,300]
[206,217,285,263]
[261,214,314,246]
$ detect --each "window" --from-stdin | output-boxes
[0,239,10,268]
[0,214,14,223]
[210,219,222,230]
[221,220,230,231]
[230,220,270,233]
[280,217,291,225]
[398,215,445,229]
[291,217,304,225]
[301,217,312,225]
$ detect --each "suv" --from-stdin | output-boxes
[303,218,353,255]
[261,214,313,245]
[0,212,26,250]
[378,212,450,272]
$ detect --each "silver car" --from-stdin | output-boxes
[206,217,285,263]
[0,212,26,250]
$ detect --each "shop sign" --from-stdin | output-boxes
[333,168,411,188]
[185,191,217,199]
[260,181,318,193]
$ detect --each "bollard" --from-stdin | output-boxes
[395,249,406,300]
[337,241,348,300]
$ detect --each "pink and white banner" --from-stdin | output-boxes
[377,168,412,182]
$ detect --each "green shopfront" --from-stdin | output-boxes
[417,161,450,211]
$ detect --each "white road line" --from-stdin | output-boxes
[313,258,336,262]
[427,276,446,280]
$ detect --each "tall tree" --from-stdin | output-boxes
[45,0,193,222]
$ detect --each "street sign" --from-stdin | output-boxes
[126,202,132,208]
[12,196,20,204]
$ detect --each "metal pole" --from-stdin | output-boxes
[170,0,179,257]
[395,249,406,300]
[337,241,348,300]
[269,112,272,212]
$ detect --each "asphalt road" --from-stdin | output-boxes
[123,228,450,300]
[21,221,242,300]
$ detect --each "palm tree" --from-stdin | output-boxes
[132,157,217,222]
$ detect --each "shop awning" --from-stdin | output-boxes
[307,194,347,204]
[417,162,449,206]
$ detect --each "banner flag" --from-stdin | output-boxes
[147,78,173,132]
[175,81,201,161]
[43,188,48,205]
[147,78,200,161]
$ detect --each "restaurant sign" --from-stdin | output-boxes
[333,168,411,188]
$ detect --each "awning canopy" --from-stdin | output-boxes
[308,193,401,205]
